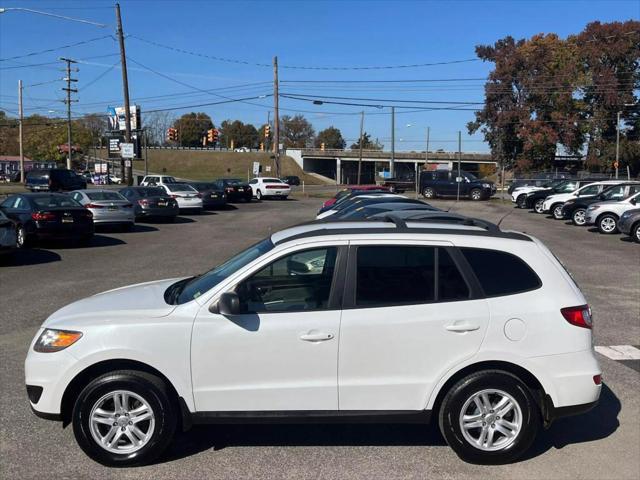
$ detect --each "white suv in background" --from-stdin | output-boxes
[140,175,178,187]
[542,180,623,219]
[248,177,291,200]
[585,191,640,234]
[25,216,601,467]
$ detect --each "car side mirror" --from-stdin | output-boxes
[210,291,240,315]
[631,198,637,205]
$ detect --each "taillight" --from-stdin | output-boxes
[225,187,234,192]
[31,212,56,221]
[138,199,149,206]
[593,374,602,385]
[266,185,285,189]
[85,203,105,209]
[561,304,592,329]
[170,194,179,198]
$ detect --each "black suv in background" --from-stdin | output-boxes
[420,170,495,200]
[25,168,86,192]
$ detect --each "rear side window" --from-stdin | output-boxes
[460,248,541,297]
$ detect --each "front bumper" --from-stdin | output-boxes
[618,216,635,234]
[585,210,598,225]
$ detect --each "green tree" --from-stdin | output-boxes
[172,112,213,147]
[219,120,259,149]
[314,126,346,149]
[349,132,383,150]
[0,111,19,156]
[280,115,315,148]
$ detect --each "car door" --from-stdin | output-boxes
[436,171,456,196]
[338,241,489,411]
[191,242,347,412]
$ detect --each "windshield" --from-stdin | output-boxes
[462,172,478,181]
[86,191,125,201]
[166,183,197,192]
[262,178,283,183]
[32,195,81,208]
[555,181,578,193]
[600,185,626,200]
[138,187,165,197]
[162,176,177,183]
[224,178,243,185]
[175,238,275,304]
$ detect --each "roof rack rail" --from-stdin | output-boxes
[380,213,501,233]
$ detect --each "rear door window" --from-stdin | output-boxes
[460,248,541,297]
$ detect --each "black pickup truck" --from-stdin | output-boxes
[380,175,416,193]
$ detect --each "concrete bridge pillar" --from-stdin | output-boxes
[336,157,341,184]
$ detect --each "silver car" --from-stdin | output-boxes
[70,189,135,230]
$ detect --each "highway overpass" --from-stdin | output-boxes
[286,148,496,184]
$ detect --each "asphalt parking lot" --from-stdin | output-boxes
[1,195,639,479]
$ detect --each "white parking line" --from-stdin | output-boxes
[595,345,640,360]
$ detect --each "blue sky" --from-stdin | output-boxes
[1,0,638,152]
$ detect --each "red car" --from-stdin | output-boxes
[320,185,389,212]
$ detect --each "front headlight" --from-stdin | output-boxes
[34,329,82,353]
[482,183,491,188]
[588,206,600,212]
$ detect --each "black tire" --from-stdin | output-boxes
[72,370,177,467]
[470,188,483,201]
[571,208,587,226]
[632,222,640,243]
[256,189,262,201]
[533,198,545,214]
[551,203,564,220]
[516,194,527,209]
[423,187,436,199]
[597,213,619,234]
[16,224,32,249]
[438,370,540,465]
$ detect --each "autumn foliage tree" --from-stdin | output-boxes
[469,20,639,174]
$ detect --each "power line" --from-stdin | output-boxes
[128,34,480,70]
[0,35,115,62]
[0,53,120,70]
[280,92,484,105]
[279,93,478,111]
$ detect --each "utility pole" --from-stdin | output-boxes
[18,80,24,183]
[456,130,462,202]
[273,56,280,177]
[266,110,271,153]
[390,106,395,178]
[357,111,364,185]
[116,2,133,185]
[419,126,429,198]
[615,110,621,179]
[60,57,78,170]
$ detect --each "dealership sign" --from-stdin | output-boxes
[107,105,141,132]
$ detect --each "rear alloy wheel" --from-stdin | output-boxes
[438,370,539,464]
[571,208,587,226]
[534,199,545,214]
[16,225,30,248]
[597,214,619,234]
[470,188,483,201]
[552,204,564,220]
[516,194,527,209]
[256,190,262,201]
[633,223,640,243]
[423,187,435,199]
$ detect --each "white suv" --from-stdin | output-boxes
[585,191,640,234]
[25,216,601,466]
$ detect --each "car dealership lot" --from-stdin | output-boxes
[1,197,639,479]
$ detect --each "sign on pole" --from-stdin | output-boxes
[121,143,134,159]
[252,161,260,176]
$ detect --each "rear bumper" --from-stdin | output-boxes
[138,206,179,217]
[34,224,94,238]
[92,212,135,224]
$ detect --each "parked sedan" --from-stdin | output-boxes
[119,187,179,221]
[160,183,203,212]
[69,190,134,231]
[317,193,401,219]
[0,193,93,248]
[213,178,253,202]
[188,182,227,209]
[0,210,17,254]
[249,177,291,200]
[585,191,640,234]
[618,208,640,243]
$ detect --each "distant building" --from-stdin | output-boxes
[0,156,57,175]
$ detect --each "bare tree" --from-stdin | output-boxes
[144,111,175,146]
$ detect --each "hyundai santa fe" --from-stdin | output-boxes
[25,216,601,467]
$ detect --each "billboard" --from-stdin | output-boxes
[107,134,142,159]
[107,105,141,132]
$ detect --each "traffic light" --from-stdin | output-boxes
[320,142,325,151]
[166,128,178,142]
[264,124,270,138]
[207,129,215,143]
[212,128,219,144]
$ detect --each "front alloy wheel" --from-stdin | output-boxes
[423,187,435,199]
[633,223,640,243]
[597,214,618,234]
[470,188,483,201]
[552,204,564,220]
[73,370,176,467]
[534,199,545,214]
[572,208,587,226]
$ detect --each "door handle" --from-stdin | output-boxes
[299,332,334,342]
[445,323,480,333]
